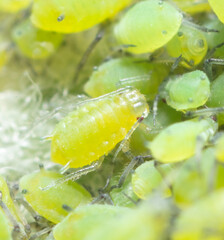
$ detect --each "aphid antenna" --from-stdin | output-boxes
[112,116,145,163]
[204,58,224,80]
[28,227,52,240]
[0,191,27,239]
[59,161,72,174]
[110,155,152,191]
[116,72,152,88]
[40,158,103,191]
[122,192,138,205]
[182,19,220,33]
[72,26,105,87]
[186,107,224,118]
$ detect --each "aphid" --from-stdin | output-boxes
[166,25,208,68]
[31,0,132,33]
[172,147,224,208]
[131,161,172,199]
[215,134,224,162]
[51,88,149,169]
[114,0,183,54]
[84,57,168,100]
[149,117,218,163]
[173,0,211,14]
[0,0,31,13]
[207,73,224,125]
[19,169,92,224]
[53,204,128,240]
[161,70,210,111]
[12,19,63,59]
[208,0,224,24]
[0,210,12,240]
[80,197,171,240]
[172,189,224,239]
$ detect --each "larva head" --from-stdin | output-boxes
[0,0,31,13]
[19,169,92,224]
[114,0,183,54]
[31,0,132,33]
[166,25,208,68]
[162,70,210,111]
[208,0,224,23]
[12,19,63,59]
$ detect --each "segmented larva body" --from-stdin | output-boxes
[31,0,132,33]
[51,88,149,168]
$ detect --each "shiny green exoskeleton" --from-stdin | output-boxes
[12,19,63,59]
[114,0,183,54]
[31,0,132,33]
[208,0,224,23]
[19,169,92,223]
[166,25,208,68]
[149,117,218,163]
[161,70,210,111]
[84,57,168,100]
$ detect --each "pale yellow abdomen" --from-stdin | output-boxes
[51,89,149,168]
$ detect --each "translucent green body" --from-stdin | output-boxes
[12,20,63,59]
[162,70,210,111]
[173,0,211,14]
[208,0,224,23]
[172,148,224,208]
[0,0,31,13]
[51,88,149,168]
[31,0,132,33]
[0,211,12,240]
[173,190,224,239]
[166,25,208,68]
[19,169,92,224]
[84,58,168,100]
[215,135,224,163]
[53,204,128,240]
[207,73,224,126]
[149,118,218,163]
[132,161,172,199]
[114,0,182,54]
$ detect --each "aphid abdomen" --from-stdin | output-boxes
[51,89,149,168]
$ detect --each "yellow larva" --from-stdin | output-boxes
[51,88,149,168]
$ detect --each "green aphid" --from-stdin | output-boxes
[53,204,128,240]
[166,25,208,68]
[12,19,63,59]
[162,70,210,111]
[207,73,224,126]
[149,117,218,163]
[114,0,182,54]
[84,57,168,101]
[19,169,92,224]
[132,161,173,199]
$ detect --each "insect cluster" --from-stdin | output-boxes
[1,0,224,239]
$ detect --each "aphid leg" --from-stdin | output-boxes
[171,54,183,72]
[110,155,152,190]
[72,26,105,86]
[91,193,114,205]
[185,107,224,118]
[153,94,160,127]
[154,161,173,194]
[204,58,224,80]
[206,42,224,59]
[183,19,219,33]
[28,227,52,240]
[122,192,138,205]
[41,158,104,191]
[116,72,152,89]
[0,191,27,239]
[112,116,145,163]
